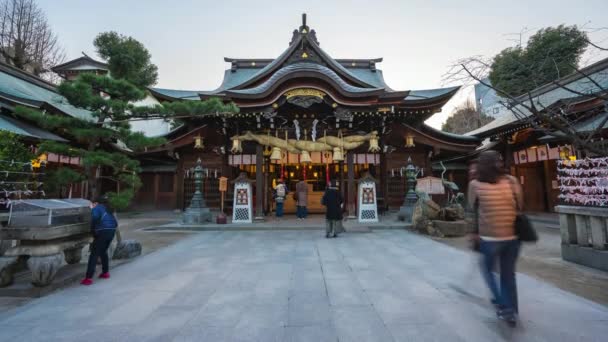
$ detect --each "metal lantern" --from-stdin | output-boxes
[405,135,415,148]
[300,150,312,164]
[332,147,344,162]
[270,147,283,161]
[231,138,242,153]
[368,136,380,152]
[194,135,204,149]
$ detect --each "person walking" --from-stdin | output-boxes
[274,179,287,218]
[467,150,523,326]
[295,180,308,220]
[321,179,344,238]
[81,195,118,286]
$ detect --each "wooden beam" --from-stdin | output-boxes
[347,152,356,218]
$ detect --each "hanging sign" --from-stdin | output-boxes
[219,177,228,192]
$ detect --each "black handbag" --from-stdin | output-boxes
[509,179,538,242]
[515,214,537,242]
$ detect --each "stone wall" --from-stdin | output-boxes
[556,205,608,272]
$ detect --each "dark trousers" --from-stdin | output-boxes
[325,219,343,237]
[296,206,307,218]
[479,239,521,313]
[86,230,115,278]
[276,202,284,217]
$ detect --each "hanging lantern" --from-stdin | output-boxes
[194,135,204,149]
[405,134,415,148]
[270,147,282,161]
[368,135,380,152]
[231,138,242,153]
[332,147,344,162]
[300,150,312,164]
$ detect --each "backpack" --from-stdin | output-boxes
[276,185,286,198]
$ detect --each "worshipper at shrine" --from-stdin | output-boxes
[81,195,118,286]
[467,151,523,326]
[322,179,344,238]
[274,179,287,218]
[295,180,308,220]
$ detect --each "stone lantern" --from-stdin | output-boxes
[182,158,212,224]
[398,157,419,223]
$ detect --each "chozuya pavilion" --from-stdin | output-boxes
[136,14,479,220]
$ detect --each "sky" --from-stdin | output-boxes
[37,0,608,129]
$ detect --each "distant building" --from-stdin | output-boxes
[474,78,502,117]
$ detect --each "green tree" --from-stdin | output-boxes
[489,25,588,97]
[93,32,158,88]
[0,130,33,171]
[442,101,494,134]
[0,130,35,197]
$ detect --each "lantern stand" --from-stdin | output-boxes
[397,157,420,223]
[182,158,212,224]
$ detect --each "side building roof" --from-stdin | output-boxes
[467,57,608,138]
[0,61,93,121]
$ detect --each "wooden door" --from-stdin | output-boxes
[515,164,547,212]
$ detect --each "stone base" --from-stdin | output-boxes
[432,220,469,237]
[397,205,414,222]
[0,256,18,287]
[561,244,608,272]
[182,207,212,224]
[113,240,142,260]
[27,254,63,287]
[63,246,84,265]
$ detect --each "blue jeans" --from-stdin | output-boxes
[479,239,521,314]
[276,202,284,217]
[296,206,307,218]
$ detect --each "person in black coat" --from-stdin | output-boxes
[321,179,344,238]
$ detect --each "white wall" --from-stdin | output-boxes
[130,94,171,137]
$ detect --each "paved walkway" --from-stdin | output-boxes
[0,230,607,341]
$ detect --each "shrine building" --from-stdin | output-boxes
[136,15,480,217]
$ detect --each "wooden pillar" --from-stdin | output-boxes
[381,152,388,213]
[264,157,270,215]
[255,144,264,220]
[339,161,345,203]
[347,152,356,218]
[153,174,160,209]
[504,137,512,171]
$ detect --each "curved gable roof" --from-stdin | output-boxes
[224,63,384,98]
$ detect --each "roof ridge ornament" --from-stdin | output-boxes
[299,13,309,33]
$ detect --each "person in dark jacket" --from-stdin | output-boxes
[81,195,117,286]
[321,179,344,238]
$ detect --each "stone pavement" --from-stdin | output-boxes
[0,230,606,341]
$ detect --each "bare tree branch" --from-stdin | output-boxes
[0,0,64,76]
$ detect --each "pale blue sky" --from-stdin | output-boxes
[38,0,608,128]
